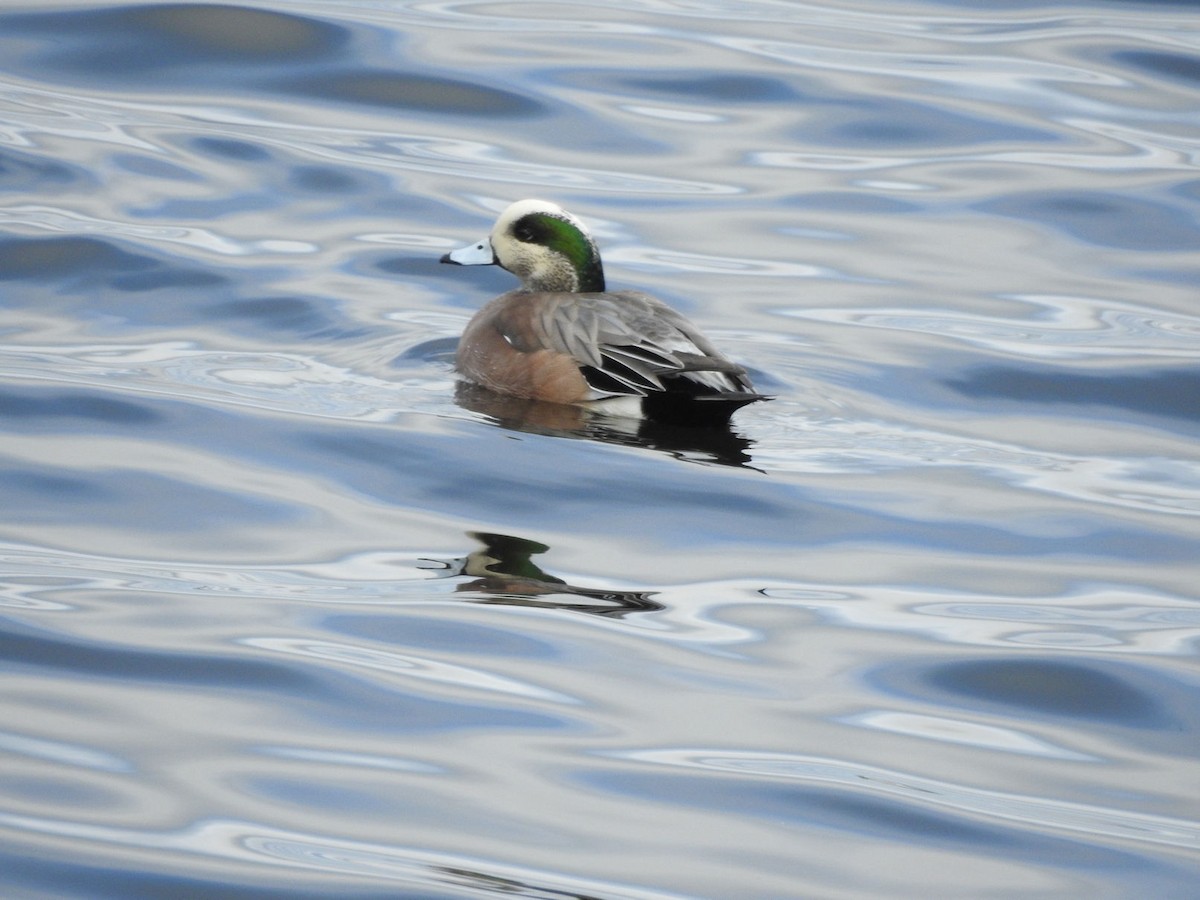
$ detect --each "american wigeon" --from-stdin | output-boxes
[441,199,766,425]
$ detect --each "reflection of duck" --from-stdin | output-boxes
[455,381,760,469]
[433,531,662,618]
[441,199,767,426]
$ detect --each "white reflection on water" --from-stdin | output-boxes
[792,295,1200,360]
[714,34,1126,93]
[840,710,1095,761]
[0,203,316,256]
[0,731,131,773]
[259,746,444,774]
[760,584,1200,655]
[617,748,1200,851]
[241,636,579,703]
[382,134,740,194]
[606,244,838,278]
[754,416,1200,521]
[752,121,1200,172]
[1,341,440,422]
[0,81,739,204]
[0,811,693,900]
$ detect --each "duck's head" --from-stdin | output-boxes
[441,199,606,293]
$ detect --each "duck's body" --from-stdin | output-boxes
[441,200,765,424]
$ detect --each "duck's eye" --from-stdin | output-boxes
[513,225,535,242]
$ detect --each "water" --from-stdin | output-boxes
[1,1,1198,897]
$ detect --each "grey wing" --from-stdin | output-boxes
[534,292,753,399]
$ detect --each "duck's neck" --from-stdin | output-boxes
[577,253,605,292]
[525,251,606,293]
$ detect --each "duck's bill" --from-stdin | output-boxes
[440,239,496,266]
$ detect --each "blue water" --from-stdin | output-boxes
[2,2,1199,897]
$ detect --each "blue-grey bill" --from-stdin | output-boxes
[441,239,495,265]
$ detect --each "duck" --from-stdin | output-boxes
[440,199,767,426]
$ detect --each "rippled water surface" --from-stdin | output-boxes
[2,1,1199,897]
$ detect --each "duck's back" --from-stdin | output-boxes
[457,289,763,420]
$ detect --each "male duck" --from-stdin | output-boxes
[441,199,766,425]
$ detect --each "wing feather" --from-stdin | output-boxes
[519,291,755,399]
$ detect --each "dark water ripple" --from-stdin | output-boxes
[945,365,1200,427]
[982,190,1200,251]
[888,656,1198,735]
[5,3,541,118]
[3,5,347,75]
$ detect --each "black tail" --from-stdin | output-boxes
[642,389,768,426]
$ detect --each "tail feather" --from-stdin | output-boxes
[643,389,768,426]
